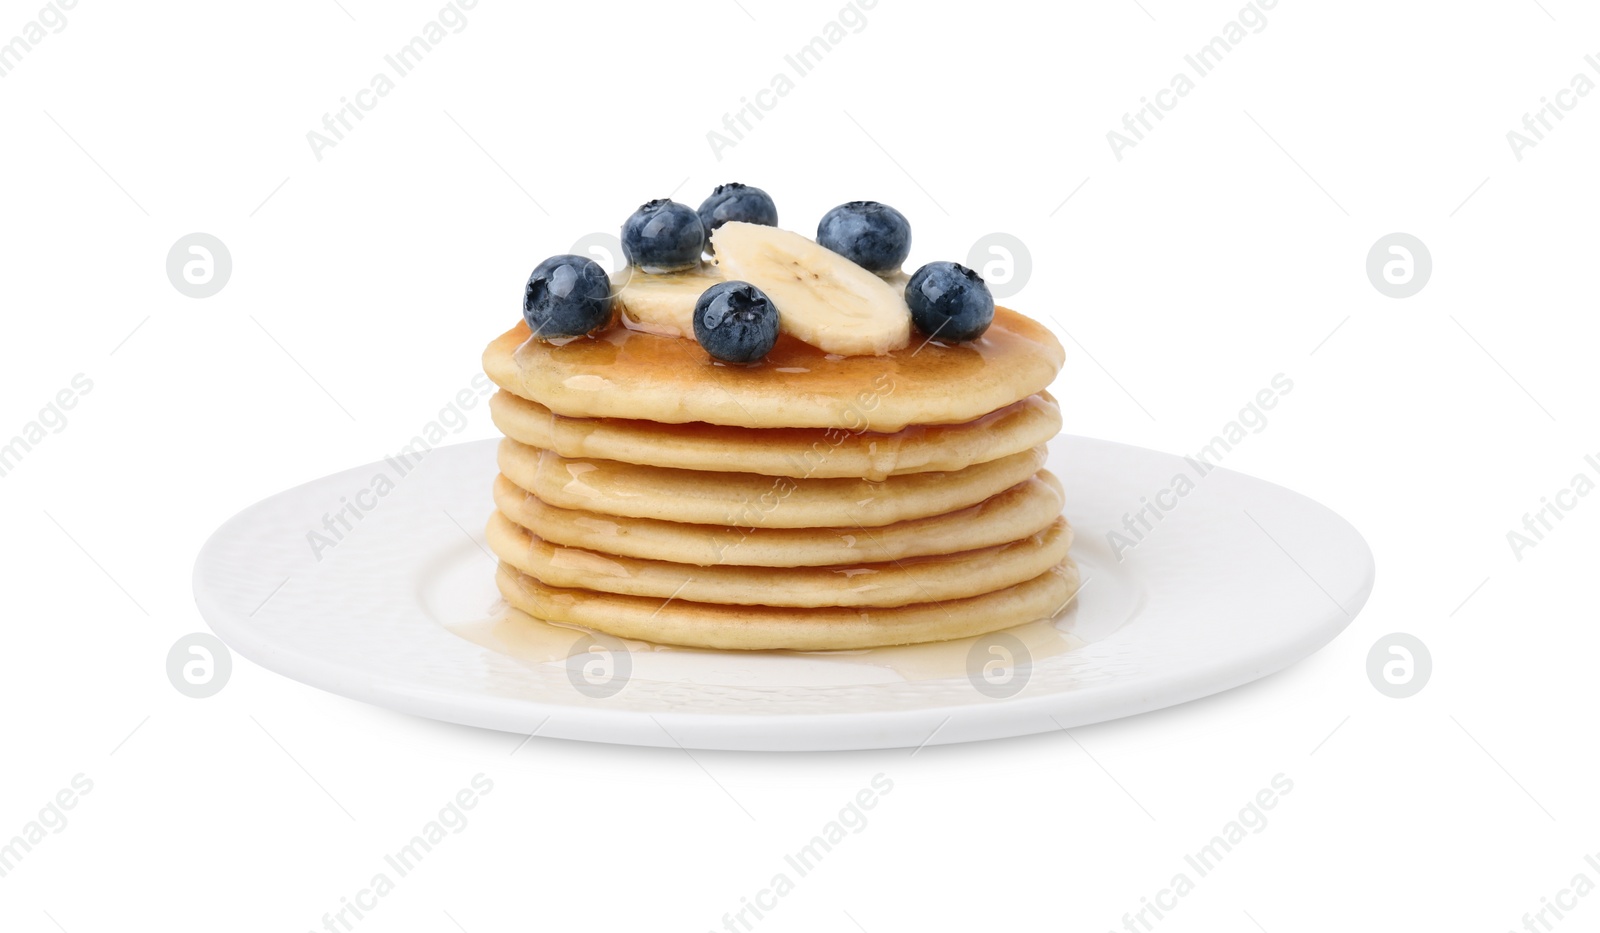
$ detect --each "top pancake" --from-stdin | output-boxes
[482,307,1064,431]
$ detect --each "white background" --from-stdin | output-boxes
[3,0,1598,930]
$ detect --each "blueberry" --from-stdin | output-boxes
[816,201,911,273]
[523,254,613,339]
[905,261,994,342]
[621,199,704,273]
[697,183,779,244]
[693,281,780,363]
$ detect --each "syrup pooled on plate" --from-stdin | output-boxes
[449,604,1084,685]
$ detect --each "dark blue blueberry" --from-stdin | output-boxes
[816,201,911,273]
[522,254,613,339]
[905,261,994,342]
[697,183,779,245]
[693,281,780,363]
[621,199,705,273]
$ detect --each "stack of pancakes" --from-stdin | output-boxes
[481,306,1078,651]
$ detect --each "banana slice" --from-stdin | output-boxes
[710,222,912,356]
[611,265,724,337]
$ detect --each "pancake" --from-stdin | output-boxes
[491,471,1066,567]
[497,438,1047,528]
[486,509,1072,608]
[489,389,1062,480]
[482,306,1064,431]
[495,560,1081,651]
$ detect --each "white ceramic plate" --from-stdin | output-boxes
[193,436,1373,751]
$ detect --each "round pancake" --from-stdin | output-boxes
[497,438,1047,528]
[490,389,1062,480]
[482,306,1064,431]
[495,560,1081,651]
[487,509,1072,608]
[491,471,1066,567]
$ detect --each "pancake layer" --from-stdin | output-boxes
[486,508,1072,608]
[495,560,1080,651]
[489,389,1062,480]
[490,471,1065,567]
[496,438,1048,529]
